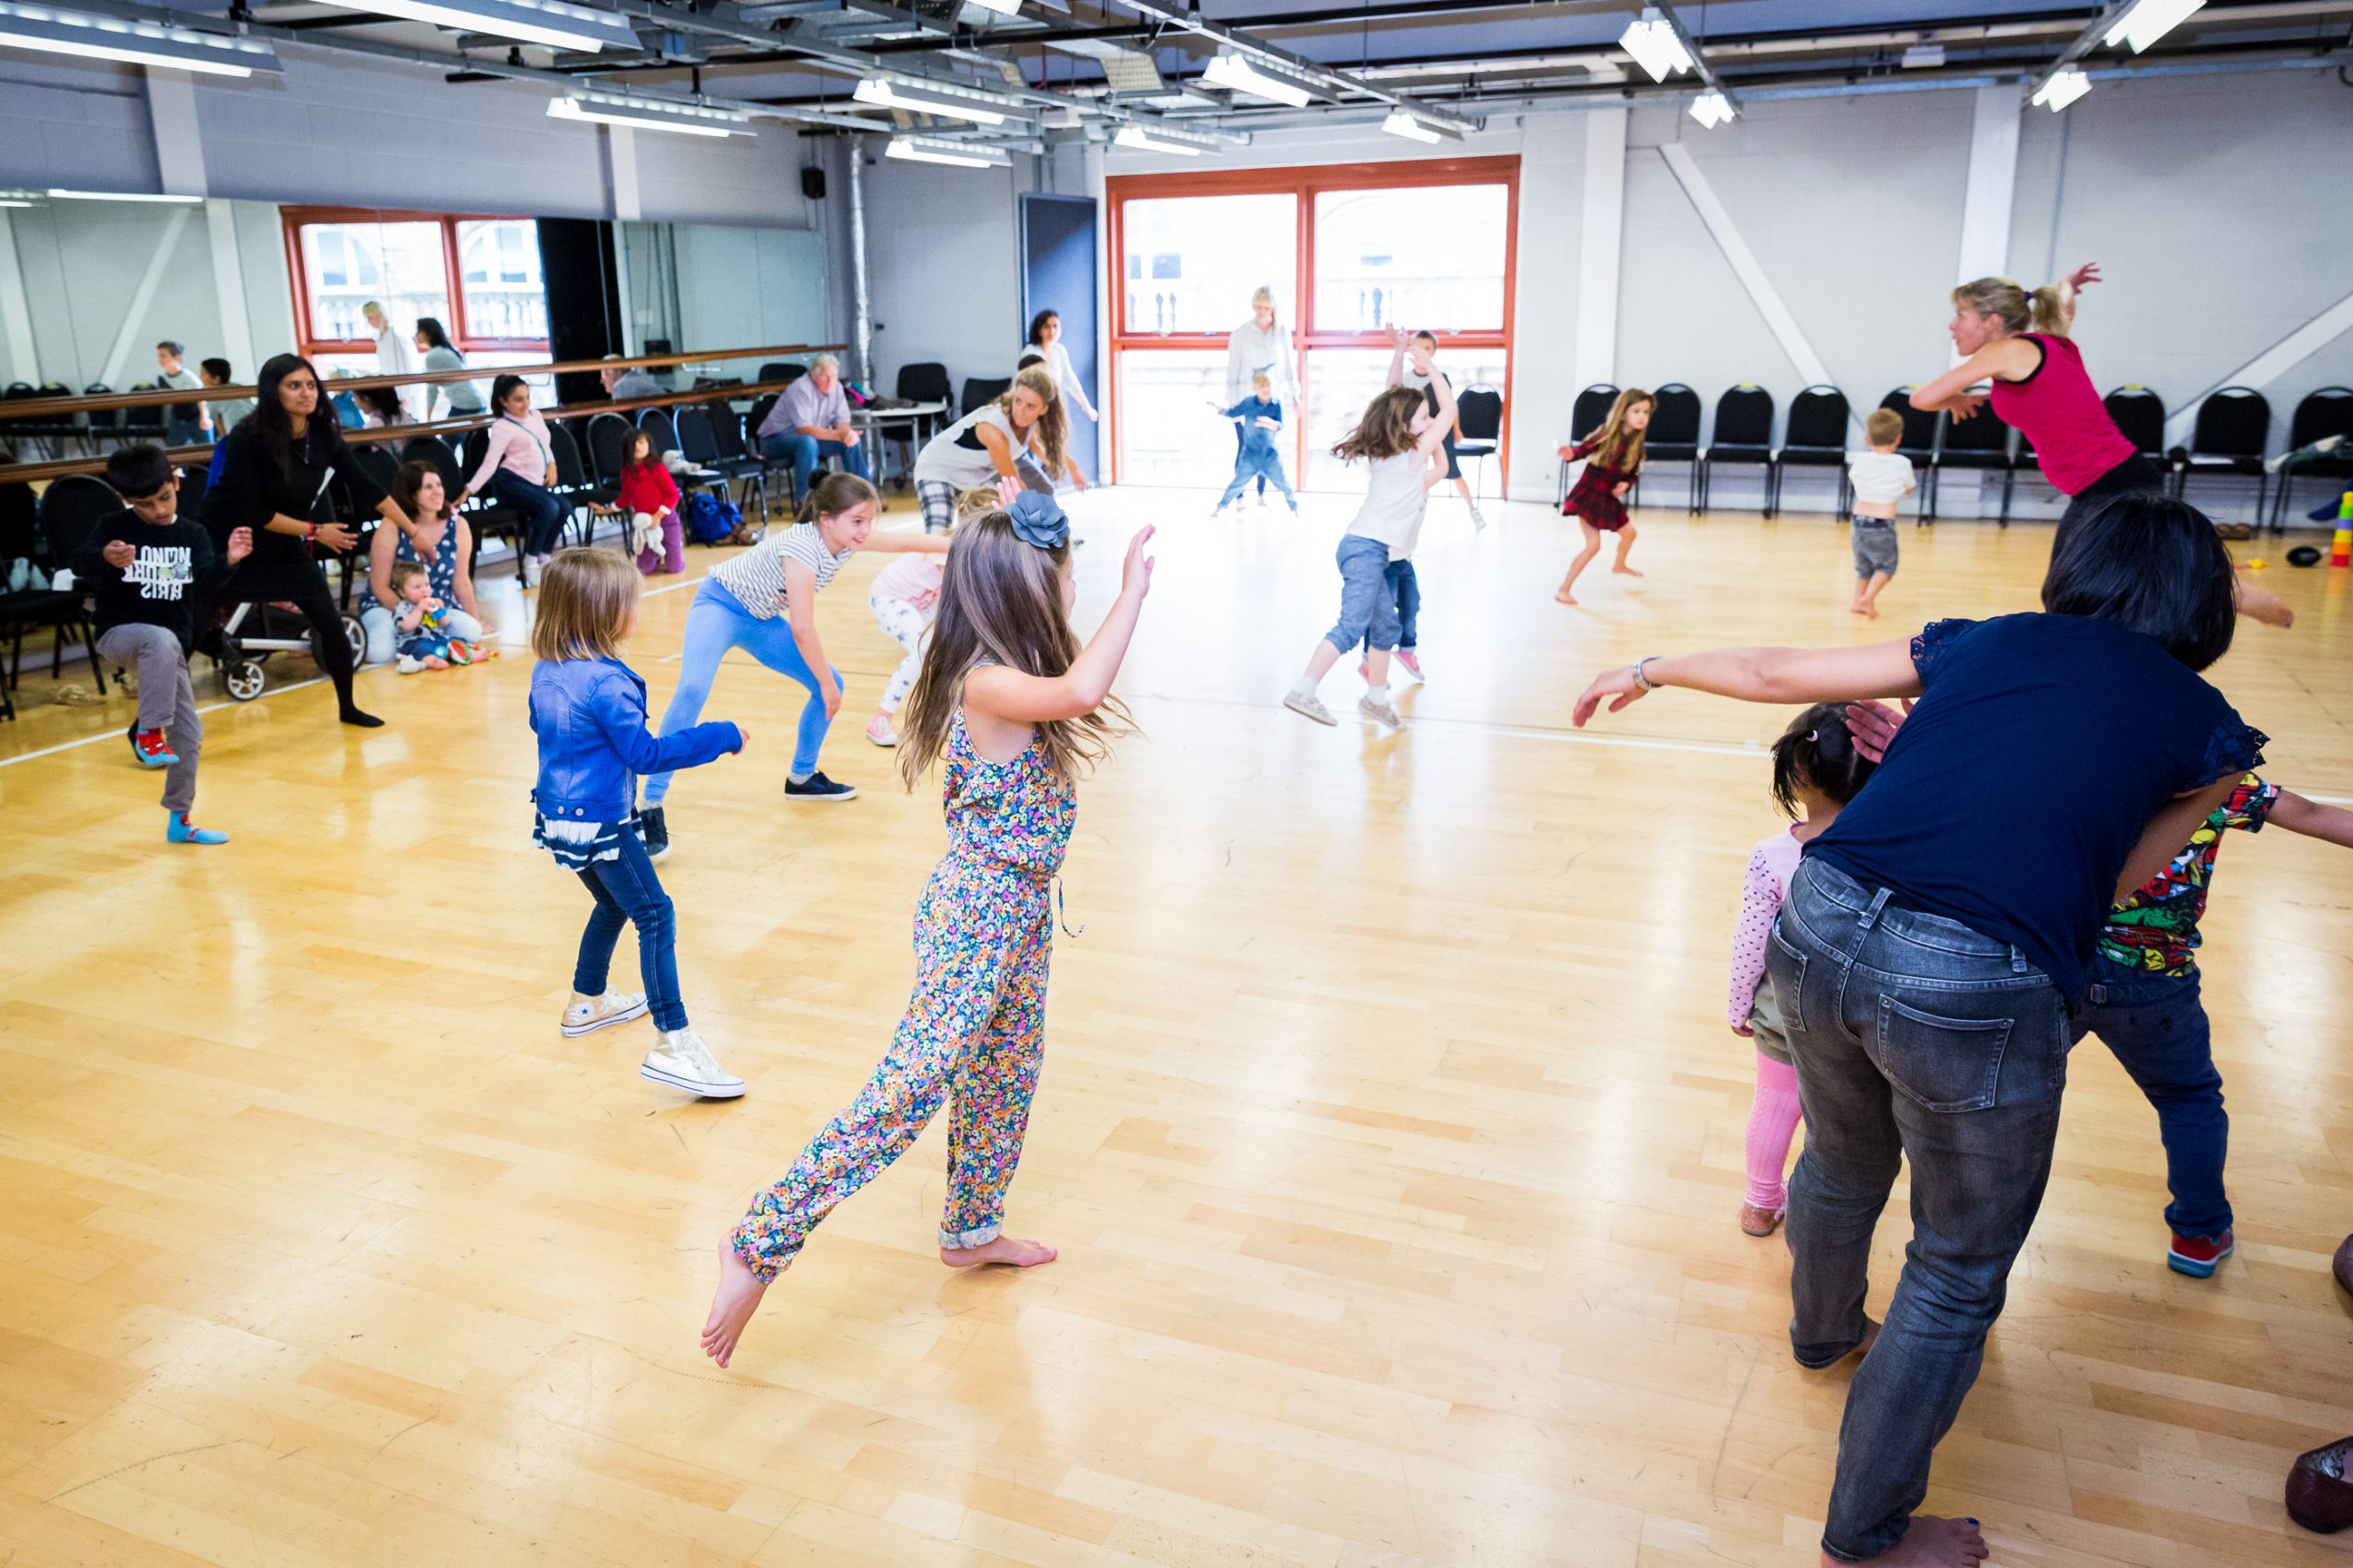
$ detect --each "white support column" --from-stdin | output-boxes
[1571,107,1626,394]
[1659,142,1831,389]
[1955,85,2019,286]
[147,68,209,199]
[98,206,195,387]
[608,125,642,222]
[2165,284,2353,447]
[0,210,36,383]
[203,199,255,381]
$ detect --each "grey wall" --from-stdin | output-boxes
[858,143,1030,403]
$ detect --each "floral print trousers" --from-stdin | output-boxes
[731,858,1051,1281]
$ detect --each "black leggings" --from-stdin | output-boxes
[2058,452,2164,537]
[199,576,358,712]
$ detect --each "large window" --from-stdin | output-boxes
[285,208,549,380]
[1106,158,1518,492]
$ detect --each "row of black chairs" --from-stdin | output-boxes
[2,380,209,459]
[1564,381,2353,525]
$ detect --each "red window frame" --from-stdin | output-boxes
[1105,155,1519,488]
[281,205,551,358]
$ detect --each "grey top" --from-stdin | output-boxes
[424,347,484,415]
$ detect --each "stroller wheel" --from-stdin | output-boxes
[225,659,266,701]
[341,614,367,665]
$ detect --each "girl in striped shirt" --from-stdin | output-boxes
[640,472,949,852]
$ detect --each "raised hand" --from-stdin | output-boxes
[1121,524,1156,600]
[2066,261,2103,291]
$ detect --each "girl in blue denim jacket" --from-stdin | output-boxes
[529,549,747,1100]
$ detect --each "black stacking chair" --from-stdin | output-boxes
[81,383,120,453]
[1454,386,1503,501]
[449,428,530,566]
[757,360,806,389]
[1771,384,1849,518]
[585,412,633,489]
[2103,386,2166,461]
[1560,383,1620,506]
[1640,383,1701,511]
[897,361,952,406]
[1877,391,1940,520]
[545,422,613,548]
[2173,387,2270,519]
[642,405,729,504]
[677,403,764,517]
[2271,387,2353,530]
[1932,400,2017,524]
[7,475,114,703]
[961,377,1011,419]
[1698,386,1775,513]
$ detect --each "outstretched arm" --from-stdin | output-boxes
[1911,339,2038,417]
[962,527,1154,724]
[1384,324,1409,391]
[2268,790,2353,849]
[1574,639,1922,727]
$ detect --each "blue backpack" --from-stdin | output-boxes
[678,490,740,546]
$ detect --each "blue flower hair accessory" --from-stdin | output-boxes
[1006,490,1069,551]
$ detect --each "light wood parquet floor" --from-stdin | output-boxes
[4,487,2352,1567]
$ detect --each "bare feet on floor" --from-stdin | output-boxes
[1613,565,1644,577]
[1821,1515,1988,1567]
[1554,590,1579,606]
[940,1235,1058,1268]
[699,1236,770,1369]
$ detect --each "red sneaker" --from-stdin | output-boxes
[133,728,179,768]
[2167,1229,2234,1278]
[1394,649,1424,681]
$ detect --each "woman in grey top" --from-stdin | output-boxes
[414,318,484,420]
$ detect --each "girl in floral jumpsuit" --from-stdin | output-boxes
[702,483,1157,1368]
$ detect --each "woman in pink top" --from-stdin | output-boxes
[459,374,568,583]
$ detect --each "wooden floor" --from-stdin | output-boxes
[5,490,2352,1567]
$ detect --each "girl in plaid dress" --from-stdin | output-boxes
[1556,388,1654,605]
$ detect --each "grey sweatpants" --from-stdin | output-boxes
[97,623,200,813]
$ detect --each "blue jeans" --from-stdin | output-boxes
[486,469,568,556]
[1324,535,1401,654]
[1770,856,2070,1562]
[2075,957,2227,1240]
[1218,445,1295,508]
[574,828,685,1031]
[760,431,872,504]
[1357,560,1419,654]
[645,577,841,801]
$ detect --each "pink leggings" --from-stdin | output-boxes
[1745,1051,1804,1211]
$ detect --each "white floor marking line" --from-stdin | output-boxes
[0,676,330,767]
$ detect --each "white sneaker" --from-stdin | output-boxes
[1469,506,1487,530]
[1282,688,1336,726]
[1358,693,1405,731]
[396,653,425,675]
[640,1029,746,1098]
[562,989,648,1037]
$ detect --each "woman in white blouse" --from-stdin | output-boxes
[1222,288,1299,502]
[1021,310,1097,423]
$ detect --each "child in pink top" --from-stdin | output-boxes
[1729,705,1877,1236]
[864,483,994,746]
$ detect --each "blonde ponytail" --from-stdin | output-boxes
[2029,285,2071,337]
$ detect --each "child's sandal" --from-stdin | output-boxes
[1740,1203,1785,1237]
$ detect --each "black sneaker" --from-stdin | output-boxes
[641,804,670,858]
[785,771,858,802]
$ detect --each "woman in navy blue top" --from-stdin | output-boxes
[1572,494,2261,1568]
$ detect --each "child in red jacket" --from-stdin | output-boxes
[619,429,683,575]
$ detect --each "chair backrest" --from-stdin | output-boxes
[401,435,463,495]
[119,382,164,436]
[897,361,951,404]
[705,400,751,461]
[585,412,633,484]
[758,360,806,387]
[1783,385,1849,449]
[1455,386,1502,443]
[350,442,401,501]
[639,406,682,458]
[1938,400,2010,457]
[547,421,589,487]
[36,473,122,567]
[82,382,119,433]
[961,377,1011,416]
[174,460,208,523]
[674,404,722,464]
[745,394,779,444]
[1877,390,1938,457]
[2288,386,2353,449]
[1711,385,1775,447]
[2188,386,2269,459]
[1646,383,1702,447]
[2101,386,2165,458]
[1571,383,1619,442]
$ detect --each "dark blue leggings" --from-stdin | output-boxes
[488,469,569,556]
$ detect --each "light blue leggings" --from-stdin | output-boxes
[645,577,842,803]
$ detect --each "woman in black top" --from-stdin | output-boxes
[200,353,413,726]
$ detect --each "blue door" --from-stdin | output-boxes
[1019,194,1099,481]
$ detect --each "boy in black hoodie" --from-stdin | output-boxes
[74,444,250,845]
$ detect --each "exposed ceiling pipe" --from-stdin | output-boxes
[1094,0,1482,130]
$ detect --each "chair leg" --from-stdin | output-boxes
[81,617,105,693]
[1999,469,2014,527]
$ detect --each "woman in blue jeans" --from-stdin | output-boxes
[1574,493,2265,1568]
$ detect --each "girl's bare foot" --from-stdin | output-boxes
[699,1236,770,1369]
[1850,602,1870,617]
[1739,1202,1784,1237]
[1612,565,1644,577]
[1555,590,1580,606]
[1821,1515,1988,1567]
[940,1234,1057,1268]
[1863,603,1881,620]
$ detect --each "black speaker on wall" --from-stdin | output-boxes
[536,218,623,406]
[801,166,825,200]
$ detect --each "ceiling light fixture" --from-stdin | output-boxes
[1381,106,1464,143]
[1688,89,1734,129]
[884,137,1011,169]
[44,187,204,202]
[966,0,1022,14]
[2104,0,2203,52]
[313,0,636,53]
[0,0,280,77]
[1203,51,1317,108]
[1618,7,1693,83]
[1114,124,1207,155]
[854,75,1009,125]
[547,90,753,138]
[1901,42,1944,68]
[2030,67,2090,111]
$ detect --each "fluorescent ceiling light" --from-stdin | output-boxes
[312,0,635,52]
[1381,106,1459,143]
[548,91,753,138]
[1901,42,1944,68]
[1203,51,1317,108]
[2031,67,2090,111]
[0,1,280,77]
[1618,8,1693,83]
[1688,89,1734,129]
[855,75,1009,125]
[46,187,203,202]
[966,0,1021,14]
[2105,0,2203,52]
[884,138,1010,169]
[1115,124,1205,155]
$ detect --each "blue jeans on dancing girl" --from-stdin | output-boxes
[644,577,842,802]
[2073,957,2229,1241]
[574,828,687,1031]
[1325,535,1402,654]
